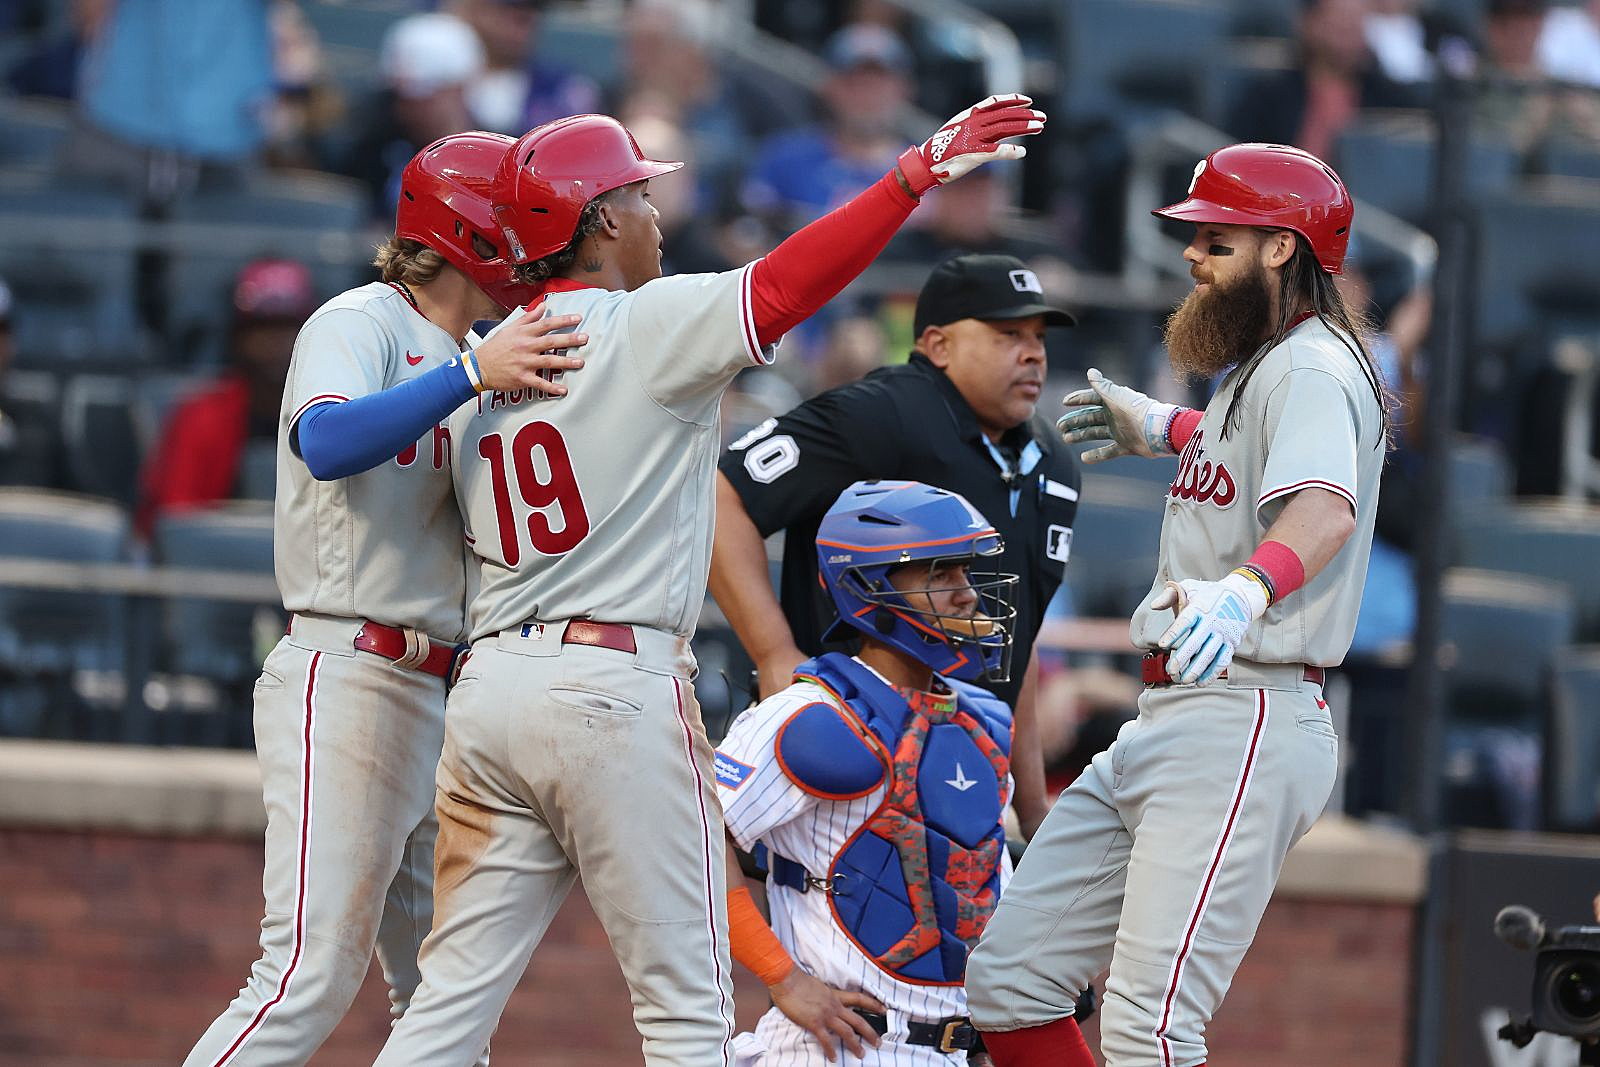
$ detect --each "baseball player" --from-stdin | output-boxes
[965,143,1388,1067]
[183,131,584,1067]
[718,480,1015,1066]
[369,97,1045,1066]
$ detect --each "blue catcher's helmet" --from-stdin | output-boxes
[817,481,1018,683]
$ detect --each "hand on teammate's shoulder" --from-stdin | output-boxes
[474,302,588,396]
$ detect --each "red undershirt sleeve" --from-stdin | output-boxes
[748,169,920,347]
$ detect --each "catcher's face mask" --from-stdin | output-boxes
[847,549,1018,683]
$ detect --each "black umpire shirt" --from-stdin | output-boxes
[718,352,1081,708]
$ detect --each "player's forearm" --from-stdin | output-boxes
[747,169,919,345]
[1009,651,1050,839]
[711,473,803,666]
[1255,487,1356,587]
[293,358,476,480]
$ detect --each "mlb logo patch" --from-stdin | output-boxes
[714,751,754,790]
[1046,524,1073,564]
[1009,269,1043,295]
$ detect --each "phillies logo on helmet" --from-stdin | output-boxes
[929,125,959,162]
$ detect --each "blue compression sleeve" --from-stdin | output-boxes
[293,357,477,480]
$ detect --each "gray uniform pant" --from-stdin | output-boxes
[372,621,735,1067]
[967,667,1338,1067]
[184,617,477,1066]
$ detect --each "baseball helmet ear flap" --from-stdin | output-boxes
[395,131,539,314]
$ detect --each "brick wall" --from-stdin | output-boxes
[0,828,1414,1067]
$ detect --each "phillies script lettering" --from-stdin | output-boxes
[1169,428,1237,507]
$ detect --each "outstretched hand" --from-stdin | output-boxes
[897,94,1046,197]
[1056,368,1180,463]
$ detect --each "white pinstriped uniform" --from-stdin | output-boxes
[718,661,1012,1067]
[371,265,776,1067]
[184,283,488,1066]
[968,316,1382,1066]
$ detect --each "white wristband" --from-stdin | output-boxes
[461,349,485,394]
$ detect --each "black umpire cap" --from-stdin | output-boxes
[913,253,1076,335]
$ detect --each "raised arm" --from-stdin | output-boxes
[749,95,1045,346]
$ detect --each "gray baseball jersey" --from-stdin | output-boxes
[451,267,775,642]
[275,282,479,642]
[1129,316,1384,666]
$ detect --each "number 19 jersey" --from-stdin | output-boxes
[450,266,776,643]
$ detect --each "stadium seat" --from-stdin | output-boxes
[166,172,370,363]
[1537,139,1600,182]
[1056,0,1230,125]
[1335,114,1518,227]
[1452,500,1600,639]
[1438,567,1572,828]
[1544,644,1600,832]
[152,502,278,687]
[1439,568,1574,723]
[236,440,279,502]
[1060,474,1166,618]
[0,488,130,677]
[1445,433,1512,521]
[0,96,74,171]
[299,0,422,96]
[0,173,141,360]
[60,374,142,506]
[1474,180,1600,348]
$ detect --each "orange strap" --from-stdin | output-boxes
[727,885,795,986]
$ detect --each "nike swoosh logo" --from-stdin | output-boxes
[405,351,424,365]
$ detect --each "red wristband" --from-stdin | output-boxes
[1166,408,1203,453]
[1246,540,1306,602]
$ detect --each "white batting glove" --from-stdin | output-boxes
[1152,572,1269,685]
[1056,368,1181,463]
[896,94,1046,197]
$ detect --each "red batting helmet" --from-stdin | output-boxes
[1154,143,1354,274]
[396,131,537,313]
[491,114,683,265]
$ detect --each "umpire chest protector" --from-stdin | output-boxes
[769,652,1012,985]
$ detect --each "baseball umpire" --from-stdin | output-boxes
[369,96,1045,1066]
[711,252,1079,840]
[182,132,583,1066]
[718,480,1017,1066]
[966,144,1387,1066]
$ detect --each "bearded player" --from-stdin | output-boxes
[370,96,1044,1066]
[965,143,1388,1067]
[719,481,1016,1067]
[183,133,584,1066]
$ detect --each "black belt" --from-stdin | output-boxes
[854,1009,985,1054]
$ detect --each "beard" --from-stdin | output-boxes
[1163,264,1273,382]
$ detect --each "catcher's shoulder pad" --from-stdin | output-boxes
[775,698,887,800]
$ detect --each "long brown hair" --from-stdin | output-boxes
[1220,235,1391,448]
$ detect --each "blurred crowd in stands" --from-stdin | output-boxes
[2,0,1599,835]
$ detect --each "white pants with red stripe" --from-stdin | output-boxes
[371,623,735,1066]
[184,629,480,1067]
[966,671,1338,1067]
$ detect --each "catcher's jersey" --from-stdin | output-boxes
[1129,316,1384,667]
[453,266,774,642]
[274,282,478,641]
[717,663,1012,1023]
